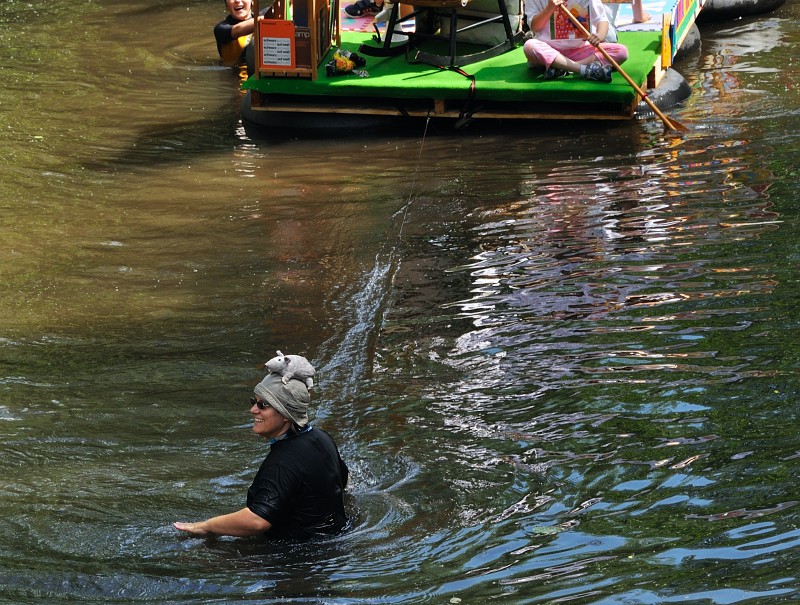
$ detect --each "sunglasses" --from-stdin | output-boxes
[250,397,271,410]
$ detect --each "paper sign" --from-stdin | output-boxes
[259,19,296,69]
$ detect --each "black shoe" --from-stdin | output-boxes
[345,0,382,16]
[544,66,568,80]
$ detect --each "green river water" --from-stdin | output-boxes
[1,0,798,603]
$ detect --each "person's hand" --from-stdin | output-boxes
[587,32,604,46]
[549,0,564,10]
[173,521,211,537]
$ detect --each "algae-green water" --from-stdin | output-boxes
[1,0,798,602]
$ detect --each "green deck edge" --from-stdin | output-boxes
[243,31,661,107]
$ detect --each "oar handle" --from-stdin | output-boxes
[557,3,683,131]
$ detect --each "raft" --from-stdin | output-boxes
[697,0,785,23]
[238,0,765,130]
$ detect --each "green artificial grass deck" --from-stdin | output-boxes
[243,30,661,109]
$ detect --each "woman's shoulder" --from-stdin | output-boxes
[286,427,340,453]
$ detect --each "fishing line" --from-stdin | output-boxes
[396,109,431,241]
[315,111,432,397]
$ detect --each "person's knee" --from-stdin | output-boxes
[602,43,628,64]
[523,39,545,64]
[522,39,536,60]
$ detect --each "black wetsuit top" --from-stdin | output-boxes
[247,427,349,540]
[213,14,251,63]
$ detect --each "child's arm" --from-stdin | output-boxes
[586,0,609,45]
[530,0,563,33]
[588,19,609,45]
[230,15,261,39]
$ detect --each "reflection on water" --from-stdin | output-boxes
[1,0,799,603]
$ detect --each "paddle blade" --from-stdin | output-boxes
[662,116,690,133]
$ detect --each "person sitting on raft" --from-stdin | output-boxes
[214,0,261,66]
[523,0,629,82]
[173,360,350,541]
[343,0,384,17]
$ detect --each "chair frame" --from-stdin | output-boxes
[358,0,524,67]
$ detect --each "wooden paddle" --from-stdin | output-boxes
[557,3,689,132]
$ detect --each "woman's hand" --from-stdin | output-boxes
[173,521,211,537]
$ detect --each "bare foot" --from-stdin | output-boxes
[634,9,651,23]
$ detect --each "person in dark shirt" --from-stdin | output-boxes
[173,360,349,540]
[214,0,260,66]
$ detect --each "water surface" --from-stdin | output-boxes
[0,1,798,603]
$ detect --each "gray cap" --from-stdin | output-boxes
[253,372,310,428]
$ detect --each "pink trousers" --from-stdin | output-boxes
[523,38,629,70]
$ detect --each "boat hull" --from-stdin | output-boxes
[674,23,701,62]
[241,66,692,132]
[240,92,417,133]
[697,0,785,23]
[634,68,692,119]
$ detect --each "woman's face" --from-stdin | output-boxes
[250,399,290,440]
[226,0,253,21]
